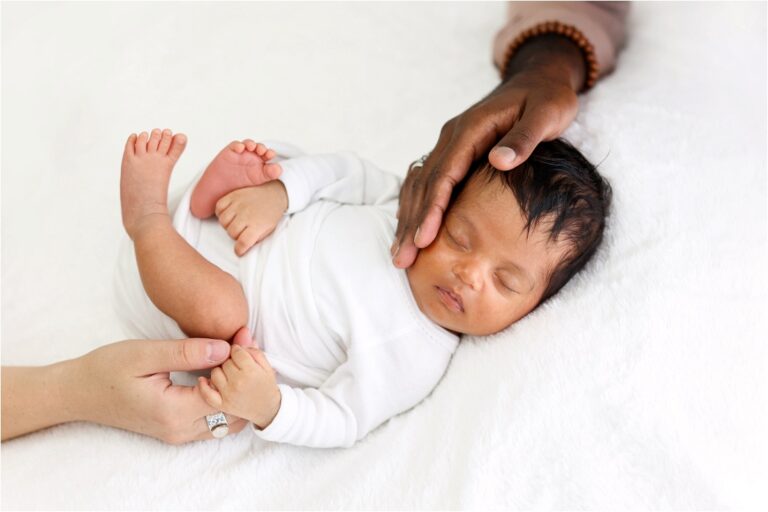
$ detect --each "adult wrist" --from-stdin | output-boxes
[502,33,587,92]
[51,357,88,424]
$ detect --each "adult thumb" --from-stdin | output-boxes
[489,115,551,171]
[130,338,231,375]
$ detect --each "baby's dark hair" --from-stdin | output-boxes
[452,138,612,306]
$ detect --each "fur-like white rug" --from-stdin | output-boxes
[2,2,766,509]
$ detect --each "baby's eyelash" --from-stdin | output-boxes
[447,230,467,249]
[495,273,518,294]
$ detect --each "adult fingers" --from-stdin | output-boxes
[163,379,223,418]
[127,338,231,376]
[392,128,453,268]
[408,136,472,250]
[489,110,551,171]
[490,92,577,170]
[411,103,525,245]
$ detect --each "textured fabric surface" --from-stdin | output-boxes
[2,2,766,510]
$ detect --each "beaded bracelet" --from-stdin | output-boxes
[500,20,599,91]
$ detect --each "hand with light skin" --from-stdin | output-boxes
[1,337,250,443]
[392,34,586,268]
[214,178,288,256]
[197,327,282,430]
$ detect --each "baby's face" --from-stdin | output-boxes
[406,174,568,336]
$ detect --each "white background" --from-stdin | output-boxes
[2,2,767,510]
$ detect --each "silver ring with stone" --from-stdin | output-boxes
[206,412,229,438]
[408,153,431,173]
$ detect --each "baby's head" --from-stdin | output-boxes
[406,138,612,336]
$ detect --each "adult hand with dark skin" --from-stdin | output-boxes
[392,35,587,268]
[1,335,254,443]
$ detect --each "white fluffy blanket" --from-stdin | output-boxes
[2,2,766,509]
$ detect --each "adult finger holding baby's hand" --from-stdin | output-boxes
[197,344,281,429]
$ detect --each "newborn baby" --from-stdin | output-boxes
[115,129,611,448]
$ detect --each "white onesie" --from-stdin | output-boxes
[113,142,459,448]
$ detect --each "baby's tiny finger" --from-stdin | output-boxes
[231,345,258,369]
[235,226,261,256]
[198,377,223,407]
[222,359,238,375]
[211,367,228,390]
[226,219,247,240]
[246,347,275,375]
[215,196,233,217]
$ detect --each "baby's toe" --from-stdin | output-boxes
[167,133,187,162]
[135,131,149,155]
[228,141,246,154]
[255,143,267,156]
[264,162,282,179]
[265,149,277,161]
[158,129,173,154]
[148,128,162,152]
[124,133,137,158]
[243,139,257,152]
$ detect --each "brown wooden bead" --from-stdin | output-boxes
[500,20,600,91]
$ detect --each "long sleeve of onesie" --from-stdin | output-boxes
[277,152,402,212]
[253,334,452,448]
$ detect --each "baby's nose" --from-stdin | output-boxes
[453,260,483,289]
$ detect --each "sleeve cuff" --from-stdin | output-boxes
[251,384,297,442]
[277,160,313,214]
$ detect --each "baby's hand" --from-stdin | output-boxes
[197,345,281,429]
[215,179,288,256]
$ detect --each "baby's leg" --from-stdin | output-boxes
[189,140,282,219]
[121,129,247,340]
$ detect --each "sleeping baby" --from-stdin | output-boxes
[114,128,611,448]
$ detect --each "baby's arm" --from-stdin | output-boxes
[217,151,402,255]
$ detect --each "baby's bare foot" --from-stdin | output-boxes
[190,139,281,219]
[120,128,187,238]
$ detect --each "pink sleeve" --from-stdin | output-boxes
[493,1,629,80]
